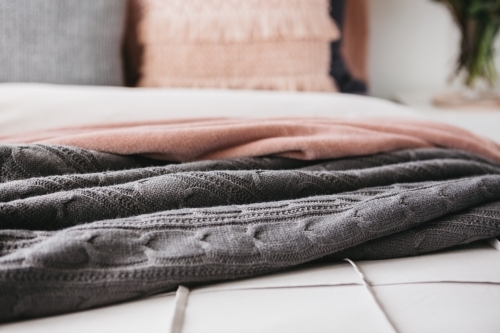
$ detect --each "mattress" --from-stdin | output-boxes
[0,83,499,333]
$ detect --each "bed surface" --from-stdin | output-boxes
[0,83,417,136]
[1,84,499,333]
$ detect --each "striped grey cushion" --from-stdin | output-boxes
[0,0,126,86]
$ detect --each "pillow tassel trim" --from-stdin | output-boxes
[138,75,338,92]
[138,0,340,42]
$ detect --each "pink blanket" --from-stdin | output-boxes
[2,117,500,163]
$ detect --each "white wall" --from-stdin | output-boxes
[368,0,460,99]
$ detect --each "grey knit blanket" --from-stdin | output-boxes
[1,144,500,322]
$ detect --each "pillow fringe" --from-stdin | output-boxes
[139,75,337,92]
[138,0,339,42]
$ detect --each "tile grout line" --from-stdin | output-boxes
[344,258,400,333]
[165,241,500,333]
[169,285,190,333]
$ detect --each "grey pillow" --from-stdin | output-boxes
[0,0,127,86]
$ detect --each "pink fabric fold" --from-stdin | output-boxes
[2,117,500,163]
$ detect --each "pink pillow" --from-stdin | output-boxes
[134,0,340,91]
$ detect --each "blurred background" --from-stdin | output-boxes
[369,0,500,99]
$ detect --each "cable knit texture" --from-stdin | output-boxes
[135,0,339,91]
[1,145,500,321]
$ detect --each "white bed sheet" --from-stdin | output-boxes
[0,83,418,136]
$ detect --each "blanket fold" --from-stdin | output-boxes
[326,200,500,260]
[1,144,500,322]
[2,158,500,230]
[1,175,500,321]
[0,144,163,182]
[3,117,500,163]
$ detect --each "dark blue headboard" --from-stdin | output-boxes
[329,0,367,94]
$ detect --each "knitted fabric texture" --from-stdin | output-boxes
[0,0,126,85]
[135,0,339,91]
[1,145,500,321]
[0,147,490,202]
[3,118,500,164]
